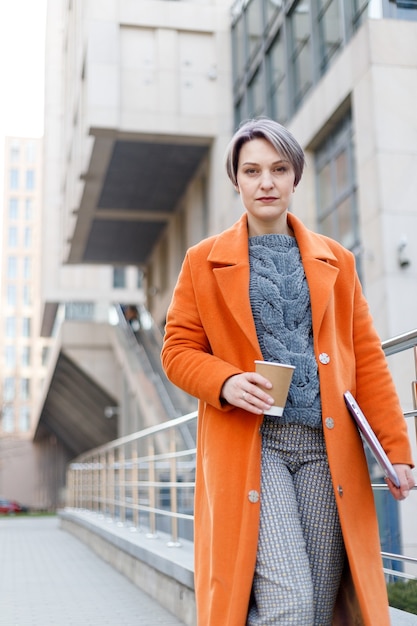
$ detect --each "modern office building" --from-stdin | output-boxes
[0,136,54,506]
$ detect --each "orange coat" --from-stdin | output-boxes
[161,212,413,626]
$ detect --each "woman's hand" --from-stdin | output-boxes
[387,464,415,500]
[221,372,275,415]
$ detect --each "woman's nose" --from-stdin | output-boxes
[260,172,274,189]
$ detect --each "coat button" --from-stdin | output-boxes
[325,417,334,429]
[248,490,259,503]
[337,485,343,497]
[319,352,330,364]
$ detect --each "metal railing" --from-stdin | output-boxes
[66,411,198,544]
[65,328,417,579]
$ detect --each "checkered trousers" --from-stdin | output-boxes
[247,421,345,626]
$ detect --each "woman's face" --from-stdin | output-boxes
[236,137,296,236]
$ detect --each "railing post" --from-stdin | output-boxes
[131,444,139,529]
[93,453,99,513]
[66,467,74,508]
[147,442,157,538]
[108,450,115,518]
[100,451,107,516]
[119,447,126,524]
[168,429,181,547]
[74,465,80,508]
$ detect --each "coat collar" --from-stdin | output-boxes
[207,212,339,264]
[207,212,340,353]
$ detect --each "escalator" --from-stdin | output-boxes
[115,304,197,449]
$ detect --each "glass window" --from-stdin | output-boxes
[232,12,246,87]
[21,346,31,367]
[42,346,50,367]
[351,0,369,32]
[24,257,31,279]
[113,267,126,288]
[64,302,95,320]
[23,284,32,306]
[7,257,18,279]
[19,406,31,432]
[26,170,35,190]
[4,377,16,402]
[25,198,33,220]
[10,169,19,189]
[7,285,17,307]
[2,406,14,433]
[10,142,20,162]
[9,198,18,219]
[289,0,313,107]
[6,317,16,338]
[8,226,18,248]
[315,114,361,271]
[248,65,266,117]
[26,142,36,162]
[24,227,32,248]
[247,0,264,64]
[137,268,144,288]
[234,96,246,129]
[6,346,16,368]
[317,0,343,73]
[22,318,31,337]
[266,0,284,24]
[21,378,31,400]
[266,30,287,123]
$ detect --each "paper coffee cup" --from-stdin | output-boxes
[255,360,295,417]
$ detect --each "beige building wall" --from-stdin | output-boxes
[46,0,234,328]
[42,0,145,329]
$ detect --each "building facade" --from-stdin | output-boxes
[0,136,55,505]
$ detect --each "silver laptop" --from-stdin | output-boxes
[343,390,400,488]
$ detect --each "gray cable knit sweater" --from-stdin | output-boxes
[249,234,322,428]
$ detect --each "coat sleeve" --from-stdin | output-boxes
[351,271,414,467]
[161,252,243,409]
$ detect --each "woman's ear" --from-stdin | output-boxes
[235,185,240,193]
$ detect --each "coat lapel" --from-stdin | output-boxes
[208,214,261,355]
[288,213,339,336]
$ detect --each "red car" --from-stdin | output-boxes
[0,498,27,514]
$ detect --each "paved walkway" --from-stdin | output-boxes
[0,516,185,626]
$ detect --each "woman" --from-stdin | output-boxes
[161,118,415,625]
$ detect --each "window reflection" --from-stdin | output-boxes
[290,0,312,107]
[247,0,263,64]
[317,0,343,73]
[267,32,287,124]
[315,115,360,275]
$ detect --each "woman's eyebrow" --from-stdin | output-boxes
[240,159,289,166]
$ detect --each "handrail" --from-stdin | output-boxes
[65,327,417,583]
[382,328,417,356]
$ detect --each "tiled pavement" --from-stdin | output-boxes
[2,514,416,625]
[0,516,185,626]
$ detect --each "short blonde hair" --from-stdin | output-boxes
[225,117,305,187]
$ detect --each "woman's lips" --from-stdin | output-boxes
[257,196,278,203]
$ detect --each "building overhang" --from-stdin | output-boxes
[33,351,118,458]
[67,130,211,266]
